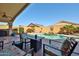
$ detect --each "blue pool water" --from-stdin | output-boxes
[26,34,67,40]
[37,34,66,40]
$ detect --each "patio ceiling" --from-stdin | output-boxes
[0,3,30,23]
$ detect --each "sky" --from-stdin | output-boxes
[13,3,79,26]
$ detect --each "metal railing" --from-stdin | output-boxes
[43,41,78,56]
[43,44,63,56]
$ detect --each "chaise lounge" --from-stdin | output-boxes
[43,37,78,56]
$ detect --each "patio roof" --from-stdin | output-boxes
[0,3,30,23]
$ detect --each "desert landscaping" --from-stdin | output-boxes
[1,20,79,35]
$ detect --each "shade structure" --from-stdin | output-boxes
[0,3,30,35]
[0,3,30,23]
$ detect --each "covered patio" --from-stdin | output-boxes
[0,3,34,56]
[0,3,29,35]
[0,3,79,56]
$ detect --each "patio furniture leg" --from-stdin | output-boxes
[31,48,34,56]
[43,44,45,56]
[31,51,34,56]
[2,41,4,49]
[25,39,26,50]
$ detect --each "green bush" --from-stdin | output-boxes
[19,27,24,33]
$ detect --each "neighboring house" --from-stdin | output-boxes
[26,23,43,33]
[26,23,51,33]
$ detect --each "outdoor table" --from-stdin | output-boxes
[24,35,43,52]
[30,38,42,52]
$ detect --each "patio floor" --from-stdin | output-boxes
[0,35,79,56]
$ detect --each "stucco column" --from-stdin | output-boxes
[8,22,13,36]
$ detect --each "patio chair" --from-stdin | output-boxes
[43,37,78,56]
[13,34,34,55]
[12,41,23,49]
[12,33,30,49]
[12,41,34,56]
[0,45,34,56]
[20,33,30,42]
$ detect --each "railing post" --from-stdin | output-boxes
[49,40,51,44]
[31,48,34,56]
[43,44,45,56]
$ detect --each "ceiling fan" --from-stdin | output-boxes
[0,12,12,18]
[0,12,13,22]
[2,12,7,18]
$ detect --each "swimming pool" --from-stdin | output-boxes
[39,34,66,39]
[27,34,67,40]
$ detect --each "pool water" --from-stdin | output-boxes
[27,34,67,40]
[37,34,67,40]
